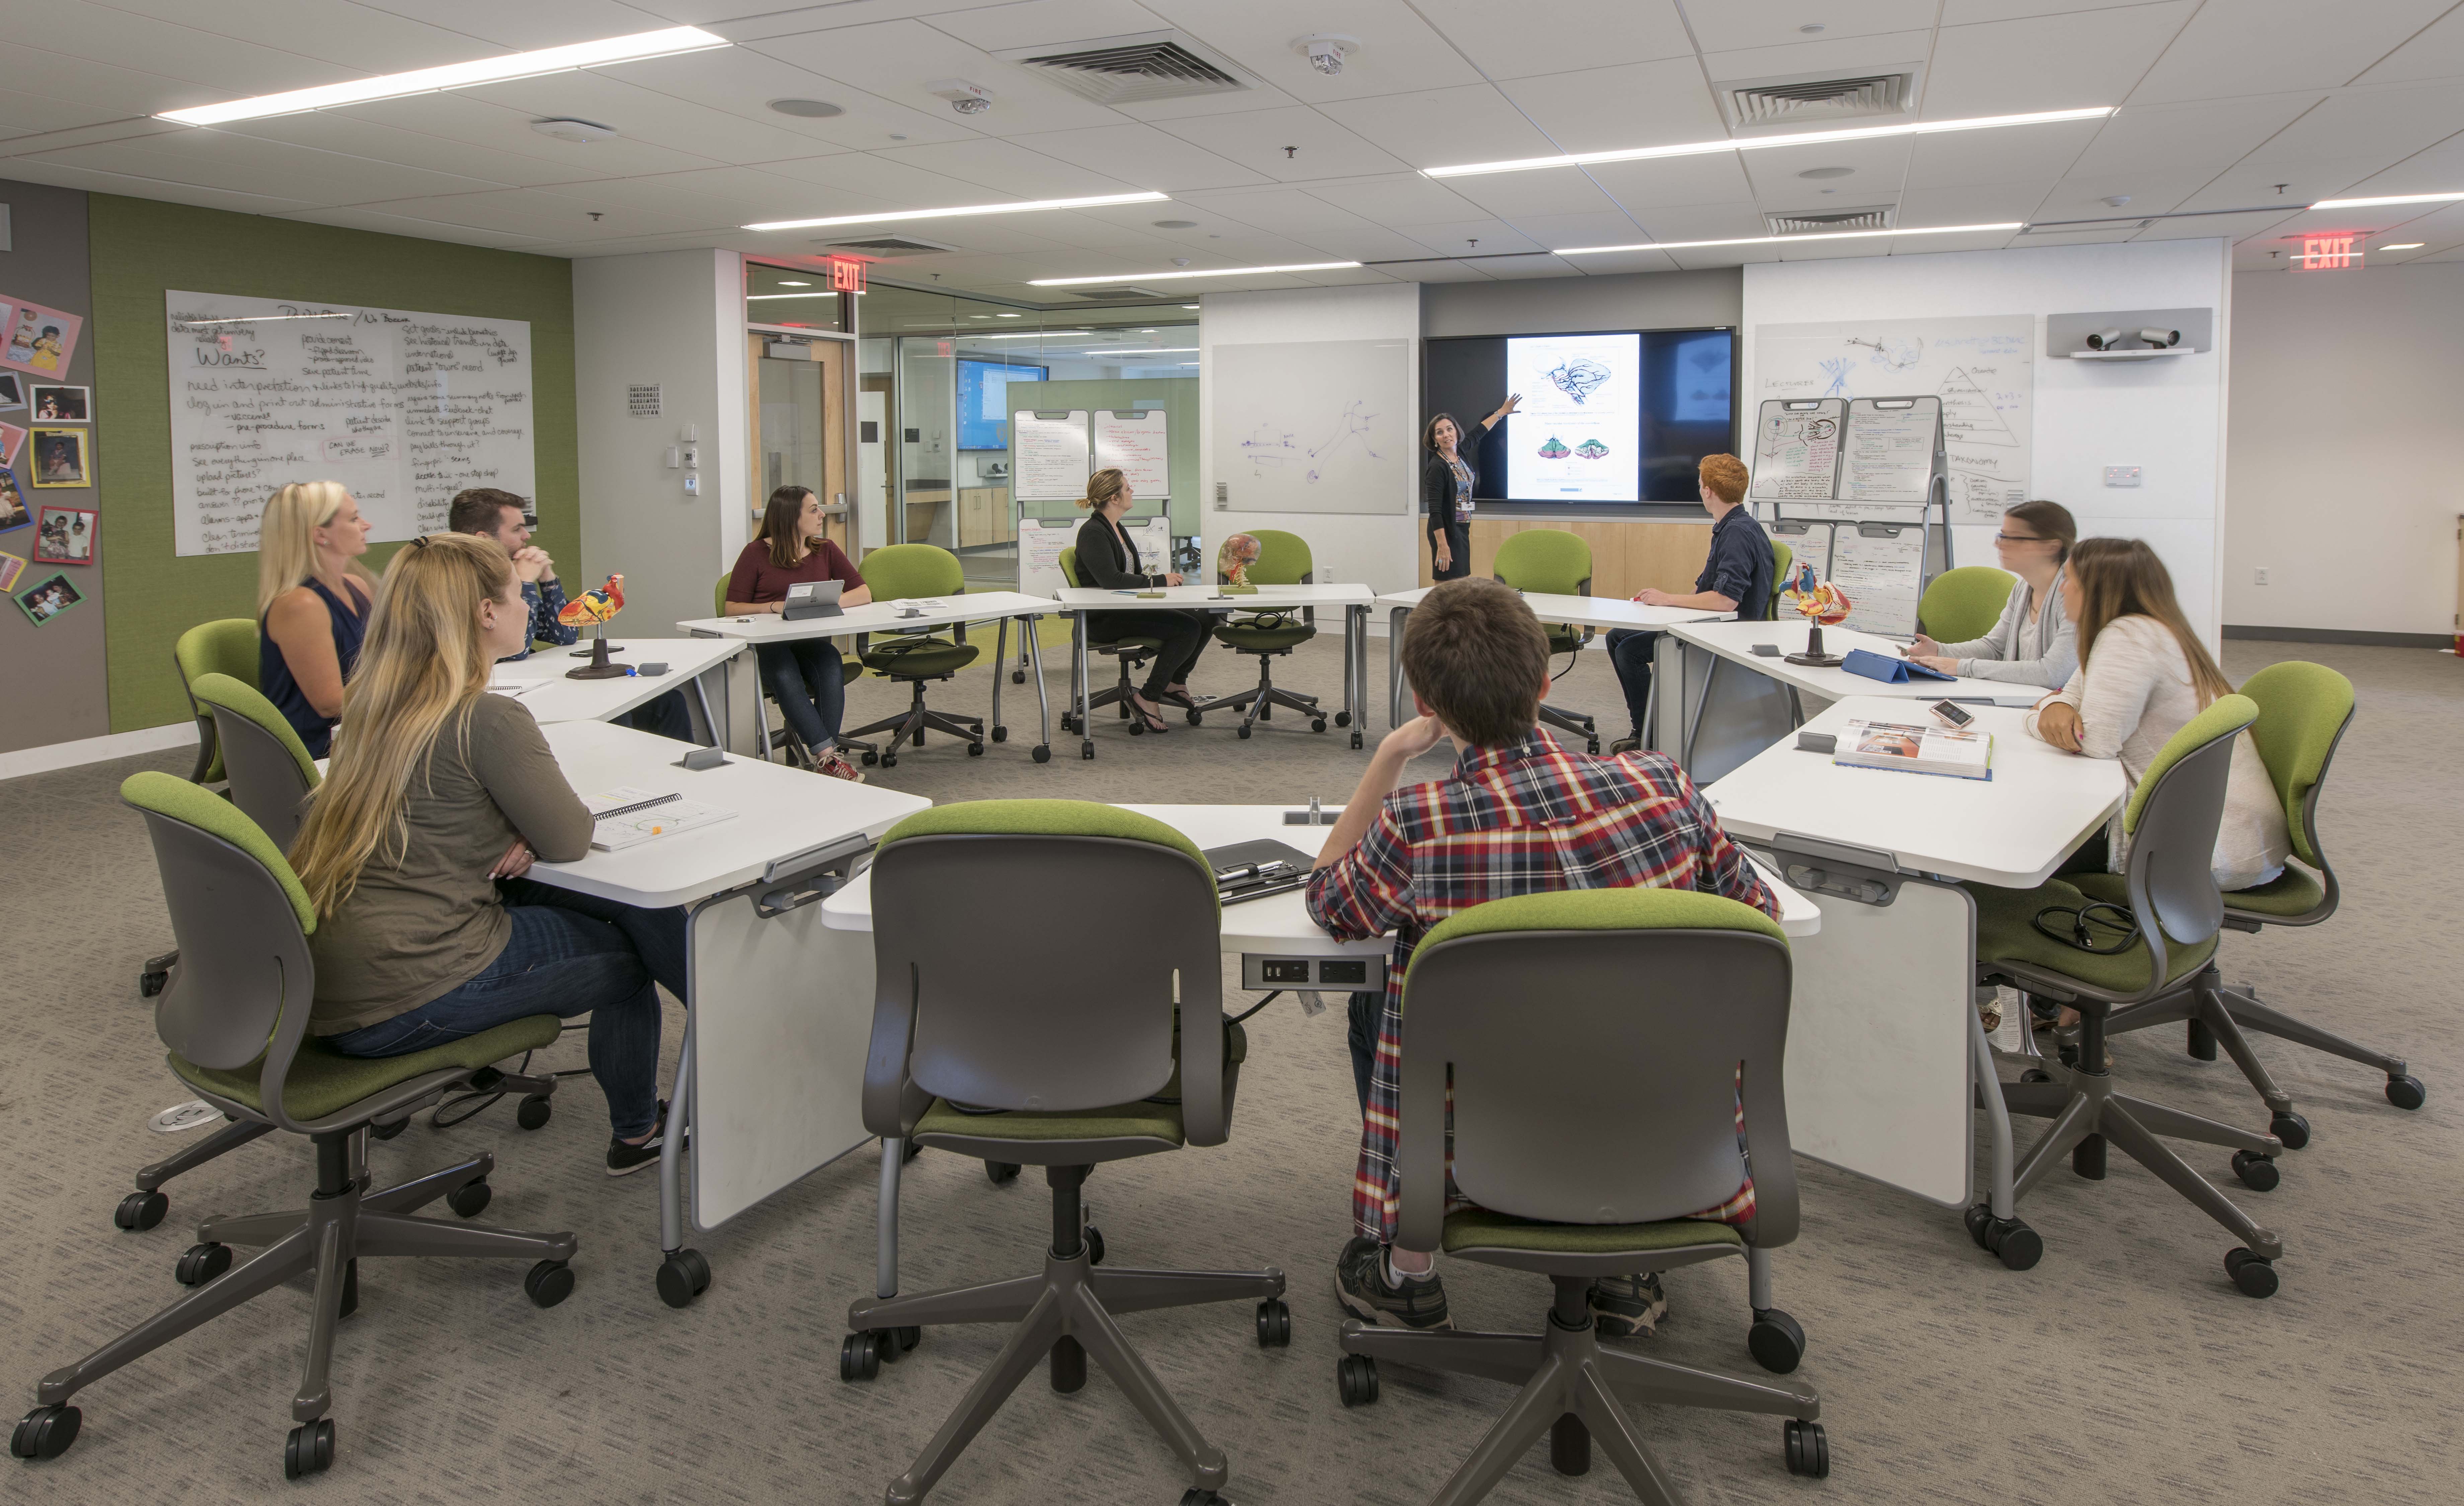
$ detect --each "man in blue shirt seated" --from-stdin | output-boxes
[1605,453,1774,754]
[449,488,694,741]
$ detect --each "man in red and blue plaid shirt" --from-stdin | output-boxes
[1306,576,1778,1335]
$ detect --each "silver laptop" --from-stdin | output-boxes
[781,579,845,621]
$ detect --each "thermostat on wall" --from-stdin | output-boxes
[2103,467,2141,488]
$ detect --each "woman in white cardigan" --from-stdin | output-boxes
[2025,537,2290,892]
[1909,499,2077,688]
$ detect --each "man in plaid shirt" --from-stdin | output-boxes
[1306,576,1779,1335]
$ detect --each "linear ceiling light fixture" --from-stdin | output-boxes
[744,192,1167,231]
[2309,191,2464,209]
[156,27,729,124]
[1554,221,2022,256]
[1423,106,2114,178]
[1030,261,1360,285]
[1094,347,1197,354]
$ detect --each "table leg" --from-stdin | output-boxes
[1683,651,1721,768]
[991,616,1008,742]
[1342,605,1363,749]
[1074,610,1094,761]
[1027,616,1052,763]
[877,1138,904,1300]
[1972,1009,2017,1223]
[658,1025,695,1259]
[1387,605,1412,729]
[690,664,725,752]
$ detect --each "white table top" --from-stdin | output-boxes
[1701,698,2125,888]
[487,637,740,725]
[676,590,1061,643]
[1057,582,1375,611]
[822,802,1818,946]
[1670,618,2049,707]
[524,720,930,909]
[1376,586,1732,633]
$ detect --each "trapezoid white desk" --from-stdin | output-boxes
[1376,586,1732,736]
[1054,584,1375,756]
[488,636,742,746]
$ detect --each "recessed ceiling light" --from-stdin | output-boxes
[743,191,1168,231]
[1029,261,1363,285]
[156,26,728,124]
[1797,166,1854,180]
[1424,106,2115,178]
[1152,219,1199,229]
[775,279,811,286]
[1553,221,2024,255]
[2311,191,2464,209]
[2379,242,2425,249]
[1100,347,1198,354]
[768,98,844,118]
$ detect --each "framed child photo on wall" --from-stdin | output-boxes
[0,549,23,593]
[0,373,21,411]
[29,385,87,423]
[33,505,94,565]
[0,466,28,532]
[14,570,83,625]
[30,429,87,488]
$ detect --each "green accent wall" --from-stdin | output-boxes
[1002,377,1200,537]
[89,195,576,733]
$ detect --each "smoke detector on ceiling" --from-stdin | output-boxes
[530,117,618,144]
[1293,34,1358,76]
[1718,67,1923,131]
[995,31,1256,106]
[928,79,993,115]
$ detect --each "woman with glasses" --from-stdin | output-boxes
[1906,499,2076,687]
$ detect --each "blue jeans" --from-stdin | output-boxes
[1605,628,1660,742]
[327,881,690,1139]
[756,639,846,751]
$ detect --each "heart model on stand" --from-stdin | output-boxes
[1780,564,1851,666]
[561,574,630,679]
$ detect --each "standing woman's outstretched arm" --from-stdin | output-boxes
[1480,392,1522,431]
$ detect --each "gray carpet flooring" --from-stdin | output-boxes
[3,635,2458,1505]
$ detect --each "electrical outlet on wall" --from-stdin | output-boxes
[2254,567,2269,585]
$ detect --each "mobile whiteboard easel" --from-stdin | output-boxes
[1752,396,1952,638]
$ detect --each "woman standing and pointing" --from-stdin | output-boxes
[1421,395,1519,581]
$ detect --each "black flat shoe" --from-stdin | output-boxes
[1133,704,1171,734]
[1153,688,1199,709]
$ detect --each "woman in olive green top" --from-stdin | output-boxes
[291,533,687,1175]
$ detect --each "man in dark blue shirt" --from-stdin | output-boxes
[1605,453,1773,754]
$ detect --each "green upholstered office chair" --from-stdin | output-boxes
[1493,529,1599,751]
[1965,697,2290,1297]
[1918,566,2016,644]
[174,618,260,786]
[1188,527,1327,739]
[843,543,983,766]
[14,774,577,1477]
[713,571,871,770]
[1768,538,1793,618]
[2093,662,2419,1120]
[1333,889,1826,1501]
[1056,544,1167,739]
[840,802,1289,1505]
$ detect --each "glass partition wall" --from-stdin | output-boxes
[855,283,1200,591]
[746,262,856,557]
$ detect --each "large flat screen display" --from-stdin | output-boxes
[957,357,1045,451]
[1424,328,1735,504]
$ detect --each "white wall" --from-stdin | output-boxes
[1423,267,1741,337]
[2224,261,2464,639]
[574,248,749,634]
[1200,282,1422,605]
[1744,239,2232,643]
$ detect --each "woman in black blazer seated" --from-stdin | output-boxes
[1421,395,1520,581]
[1073,467,1207,736]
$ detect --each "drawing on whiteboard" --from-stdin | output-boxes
[1241,400,1381,484]
[1938,367,2017,446]
[1818,357,1853,397]
[1210,338,1407,515]
[1845,335,1924,371]
[1546,357,1611,404]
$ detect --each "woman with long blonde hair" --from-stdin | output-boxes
[257,481,376,758]
[2027,537,2289,889]
[294,533,687,1172]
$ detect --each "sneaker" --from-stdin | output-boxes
[818,749,867,783]
[1334,1235,1453,1331]
[606,1101,673,1177]
[1589,1273,1668,1338]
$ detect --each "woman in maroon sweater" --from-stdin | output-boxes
[726,486,872,780]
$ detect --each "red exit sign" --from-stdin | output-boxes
[826,257,867,292]
[2293,234,2361,271]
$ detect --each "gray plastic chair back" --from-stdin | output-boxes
[868,832,1223,1119]
[2120,705,2250,962]
[211,705,318,850]
[1395,909,1797,1249]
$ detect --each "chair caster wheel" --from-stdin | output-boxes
[284,1417,335,1479]
[860,751,879,766]
[967,741,985,756]
[1784,1418,1828,1478]
[115,1189,168,1231]
[879,1325,921,1359]
[516,1093,552,1130]
[1256,1297,1291,1347]
[2232,1150,2280,1192]
[1186,710,1202,726]
[1747,1307,1805,1374]
[1312,718,1327,732]
[1012,669,1027,684]
[2387,1074,2426,1110]
[992,725,1008,742]
[139,970,168,998]
[881,754,899,767]
[1179,1491,1227,1506]
[447,1177,492,1218]
[1336,1353,1380,1407]
[1335,710,1352,727]
[656,1248,711,1308]
[1351,732,1364,749]
[1128,720,1145,736]
[985,1160,1019,1184]
[524,1259,574,1308]
[1081,742,1095,761]
[2020,1068,2052,1084]
[841,1330,882,1382]
[369,1116,407,1141]
[1084,1225,1106,1265]
[175,1241,231,1286]
[1587,739,1601,754]
[1032,745,1052,763]
[1977,1205,2043,1270]
[2269,1110,2309,1150]
[11,1404,79,1461]
[1236,725,1251,740]
[2225,1246,2278,1298]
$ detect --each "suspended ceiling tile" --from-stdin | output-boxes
[1474,255,1585,280]
[2329,130,2464,198]
[1390,218,1544,257]
[342,184,721,237]
[992,123,1273,191]
[1926,4,2196,118]
[1585,153,1760,213]
[2066,94,2323,178]
[217,113,653,190]
[713,3,1028,43]
[1148,105,1412,181]
[1626,202,1773,245]
[2254,80,2464,164]
[1111,82,1306,123]
[1698,31,1935,89]
[747,18,1125,136]
[333,92,731,178]
[2,9,377,95]
[1498,211,1649,250]
[869,136,1135,197]
[598,46,983,150]
[716,149,996,208]
[1407,0,1689,80]
[1435,170,1626,223]
[101,0,498,73]
[1738,138,1916,200]
[0,156,320,216]
[2177,158,2419,209]
[1690,0,1941,54]
[1496,58,1728,158]
[1545,246,1685,277]
[1941,0,2188,19]
[2129,210,2296,242]
[1901,118,2101,189]
[0,45,246,121]
[349,0,710,50]
[1141,0,1484,105]
[1295,172,1481,224]
[1314,85,1560,171]
[0,89,146,140]
[266,203,552,248]
[915,0,1173,52]
[30,129,521,206]
[2131,0,2455,103]
[2035,171,2218,220]
[1897,181,2052,224]
[455,70,848,164]
[2354,3,2464,85]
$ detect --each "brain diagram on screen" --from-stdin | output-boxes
[1546,357,1612,405]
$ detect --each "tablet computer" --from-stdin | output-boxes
[782,579,845,620]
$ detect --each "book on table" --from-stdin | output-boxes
[583,785,738,850]
[1832,719,1994,780]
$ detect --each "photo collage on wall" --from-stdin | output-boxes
[0,293,91,626]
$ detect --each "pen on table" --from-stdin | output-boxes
[594,791,681,822]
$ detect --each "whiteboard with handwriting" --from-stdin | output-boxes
[166,290,534,557]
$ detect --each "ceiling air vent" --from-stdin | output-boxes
[994,31,1254,106]
[1766,206,1897,235]
[1060,286,1169,301]
[1721,68,1921,130]
[813,235,957,257]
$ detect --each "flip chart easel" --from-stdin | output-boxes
[1752,396,1952,638]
